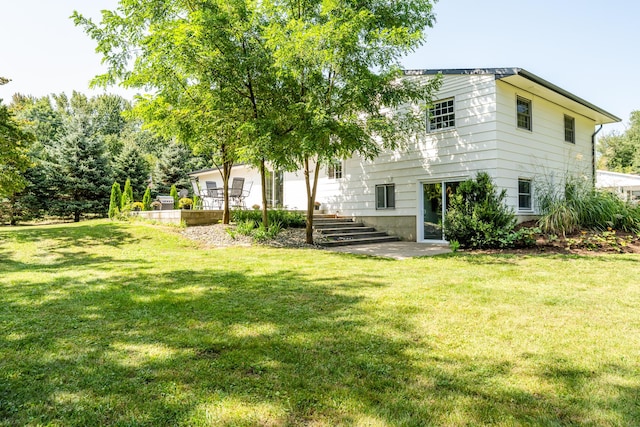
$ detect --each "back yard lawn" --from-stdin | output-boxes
[1,220,639,426]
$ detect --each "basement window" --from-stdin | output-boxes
[376,184,395,209]
[518,179,532,210]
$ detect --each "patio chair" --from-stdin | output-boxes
[229,177,251,208]
[205,181,224,209]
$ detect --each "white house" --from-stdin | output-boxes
[596,170,640,202]
[189,68,620,242]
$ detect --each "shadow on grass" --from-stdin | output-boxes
[0,222,139,249]
[1,255,639,425]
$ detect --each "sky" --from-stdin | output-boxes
[1,0,638,135]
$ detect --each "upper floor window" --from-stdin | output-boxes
[517,97,532,131]
[564,115,575,143]
[376,184,395,209]
[328,160,343,179]
[518,178,532,210]
[428,98,455,132]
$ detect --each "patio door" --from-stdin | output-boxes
[422,180,461,241]
[265,170,284,208]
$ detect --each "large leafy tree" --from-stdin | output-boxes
[264,0,441,242]
[74,0,440,238]
[597,111,640,173]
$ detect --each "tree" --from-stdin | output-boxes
[47,113,112,222]
[264,0,441,243]
[152,142,194,195]
[0,99,32,200]
[108,181,122,219]
[121,178,134,209]
[74,0,440,237]
[597,111,640,173]
[112,139,150,199]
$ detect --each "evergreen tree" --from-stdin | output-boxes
[121,178,134,210]
[112,138,150,199]
[169,185,179,209]
[108,181,122,219]
[47,113,112,222]
[153,142,193,195]
[142,187,151,211]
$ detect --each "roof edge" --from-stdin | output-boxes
[403,67,621,123]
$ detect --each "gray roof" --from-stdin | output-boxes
[405,68,621,124]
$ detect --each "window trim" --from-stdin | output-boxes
[375,183,396,210]
[427,97,455,132]
[516,96,532,131]
[564,114,575,143]
[518,178,533,211]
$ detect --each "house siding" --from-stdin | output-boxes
[494,80,594,215]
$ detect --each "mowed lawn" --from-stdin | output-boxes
[1,221,639,426]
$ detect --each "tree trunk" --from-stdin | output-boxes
[221,160,232,224]
[74,210,80,222]
[303,156,320,244]
[259,158,269,228]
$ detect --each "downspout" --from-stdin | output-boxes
[591,124,603,187]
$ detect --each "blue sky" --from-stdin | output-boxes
[1,0,638,134]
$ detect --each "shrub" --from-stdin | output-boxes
[179,197,193,209]
[121,179,134,210]
[444,172,518,249]
[232,209,305,229]
[142,188,152,211]
[108,182,122,219]
[169,185,179,209]
[536,174,640,234]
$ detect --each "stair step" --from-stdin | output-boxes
[313,218,355,224]
[319,235,401,247]
[323,231,390,239]
[317,226,376,234]
[313,222,364,229]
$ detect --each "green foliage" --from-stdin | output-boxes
[142,187,152,211]
[153,143,196,196]
[46,112,112,222]
[112,138,150,199]
[108,181,122,219]
[169,185,179,209]
[537,174,640,235]
[121,178,134,210]
[444,172,518,249]
[0,100,33,199]
[597,110,640,173]
[232,209,305,229]
[178,197,193,209]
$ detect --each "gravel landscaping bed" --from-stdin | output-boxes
[181,224,326,249]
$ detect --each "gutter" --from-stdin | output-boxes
[592,125,603,187]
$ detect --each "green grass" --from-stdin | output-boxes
[1,220,639,426]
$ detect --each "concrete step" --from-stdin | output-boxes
[323,231,390,240]
[313,222,365,229]
[313,217,355,224]
[317,226,376,234]
[319,235,401,247]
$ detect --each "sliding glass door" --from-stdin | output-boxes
[422,181,461,241]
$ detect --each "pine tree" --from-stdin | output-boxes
[108,181,122,219]
[112,138,150,199]
[153,142,192,195]
[47,113,112,222]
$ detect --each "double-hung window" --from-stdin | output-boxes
[518,179,532,210]
[517,97,532,131]
[376,184,395,209]
[428,98,455,132]
[564,115,575,143]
